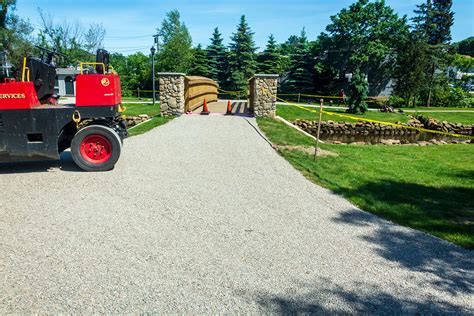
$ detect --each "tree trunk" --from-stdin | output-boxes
[426,64,436,107]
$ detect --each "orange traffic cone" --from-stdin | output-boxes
[201,99,210,115]
[225,100,233,115]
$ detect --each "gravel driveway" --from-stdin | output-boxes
[0,115,472,313]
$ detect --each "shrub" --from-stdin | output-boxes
[463,97,474,108]
[366,96,388,109]
[389,95,407,108]
[347,69,369,114]
[430,85,471,107]
[415,114,430,125]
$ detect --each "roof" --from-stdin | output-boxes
[56,68,80,75]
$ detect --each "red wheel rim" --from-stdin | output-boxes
[79,134,112,164]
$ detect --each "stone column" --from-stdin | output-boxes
[158,73,186,116]
[249,74,279,117]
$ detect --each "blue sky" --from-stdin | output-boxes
[16,0,474,55]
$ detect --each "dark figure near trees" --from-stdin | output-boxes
[339,89,346,105]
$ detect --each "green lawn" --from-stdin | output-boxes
[122,103,161,117]
[404,111,474,125]
[122,102,173,136]
[128,116,173,137]
[277,104,410,123]
[258,118,474,249]
[277,104,474,125]
[122,96,153,102]
[401,106,474,111]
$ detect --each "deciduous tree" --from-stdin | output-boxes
[110,52,151,96]
[83,23,106,54]
[37,9,108,66]
[156,10,193,73]
[393,35,430,107]
[321,0,408,112]
[0,0,33,78]
[456,37,474,57]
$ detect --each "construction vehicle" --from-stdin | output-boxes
[0,48,127,171]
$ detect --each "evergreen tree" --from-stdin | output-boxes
[284,29,313,94]
[257,34,282,74]
[207,27,228,85]
[189,44,209,77]
[280,35,301,56]
[227,15,257,91]
[414,0,453,45]
[413,0,454,106]
[157,10,193,73]
[347,69,369,114]
[412,0,435,41]
[457,37,474,57]
[279,34,302,73]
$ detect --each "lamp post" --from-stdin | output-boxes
[150,45,157,106]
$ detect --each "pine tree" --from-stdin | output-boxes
[284,29,313,94]
[347,69,369,114]
[413,0,435,41]
[228,15,257,91]
[189,44,209,77]
[413,0,454,45]
[432,0,454,44]
[207,27,228,85]
[257,34,282,74]
[412,0,454,106]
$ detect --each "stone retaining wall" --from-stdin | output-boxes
[294,118,473,137]
[295,120,421,136]
[124,115,150,128]
[412,116,473,135]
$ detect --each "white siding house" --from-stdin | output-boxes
[55,68,80,97]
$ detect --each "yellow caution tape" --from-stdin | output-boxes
[138,83,471,140]
[278,93,343,99]
[275,96,474,140]
[218,89,379,102]
[133,90,157,93]
[218,88,247,95]
[277,93,382,103]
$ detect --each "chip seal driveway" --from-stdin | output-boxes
[0,116,472,313]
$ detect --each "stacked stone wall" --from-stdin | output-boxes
[294,118,473,137]
[249,75,278,117]
[159,73,185,116]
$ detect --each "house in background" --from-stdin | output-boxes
[55,68,80,97]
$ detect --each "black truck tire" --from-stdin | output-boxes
[71,125,122,171]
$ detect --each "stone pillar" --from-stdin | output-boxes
[249,74,279,117]
[158,73,186,116]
